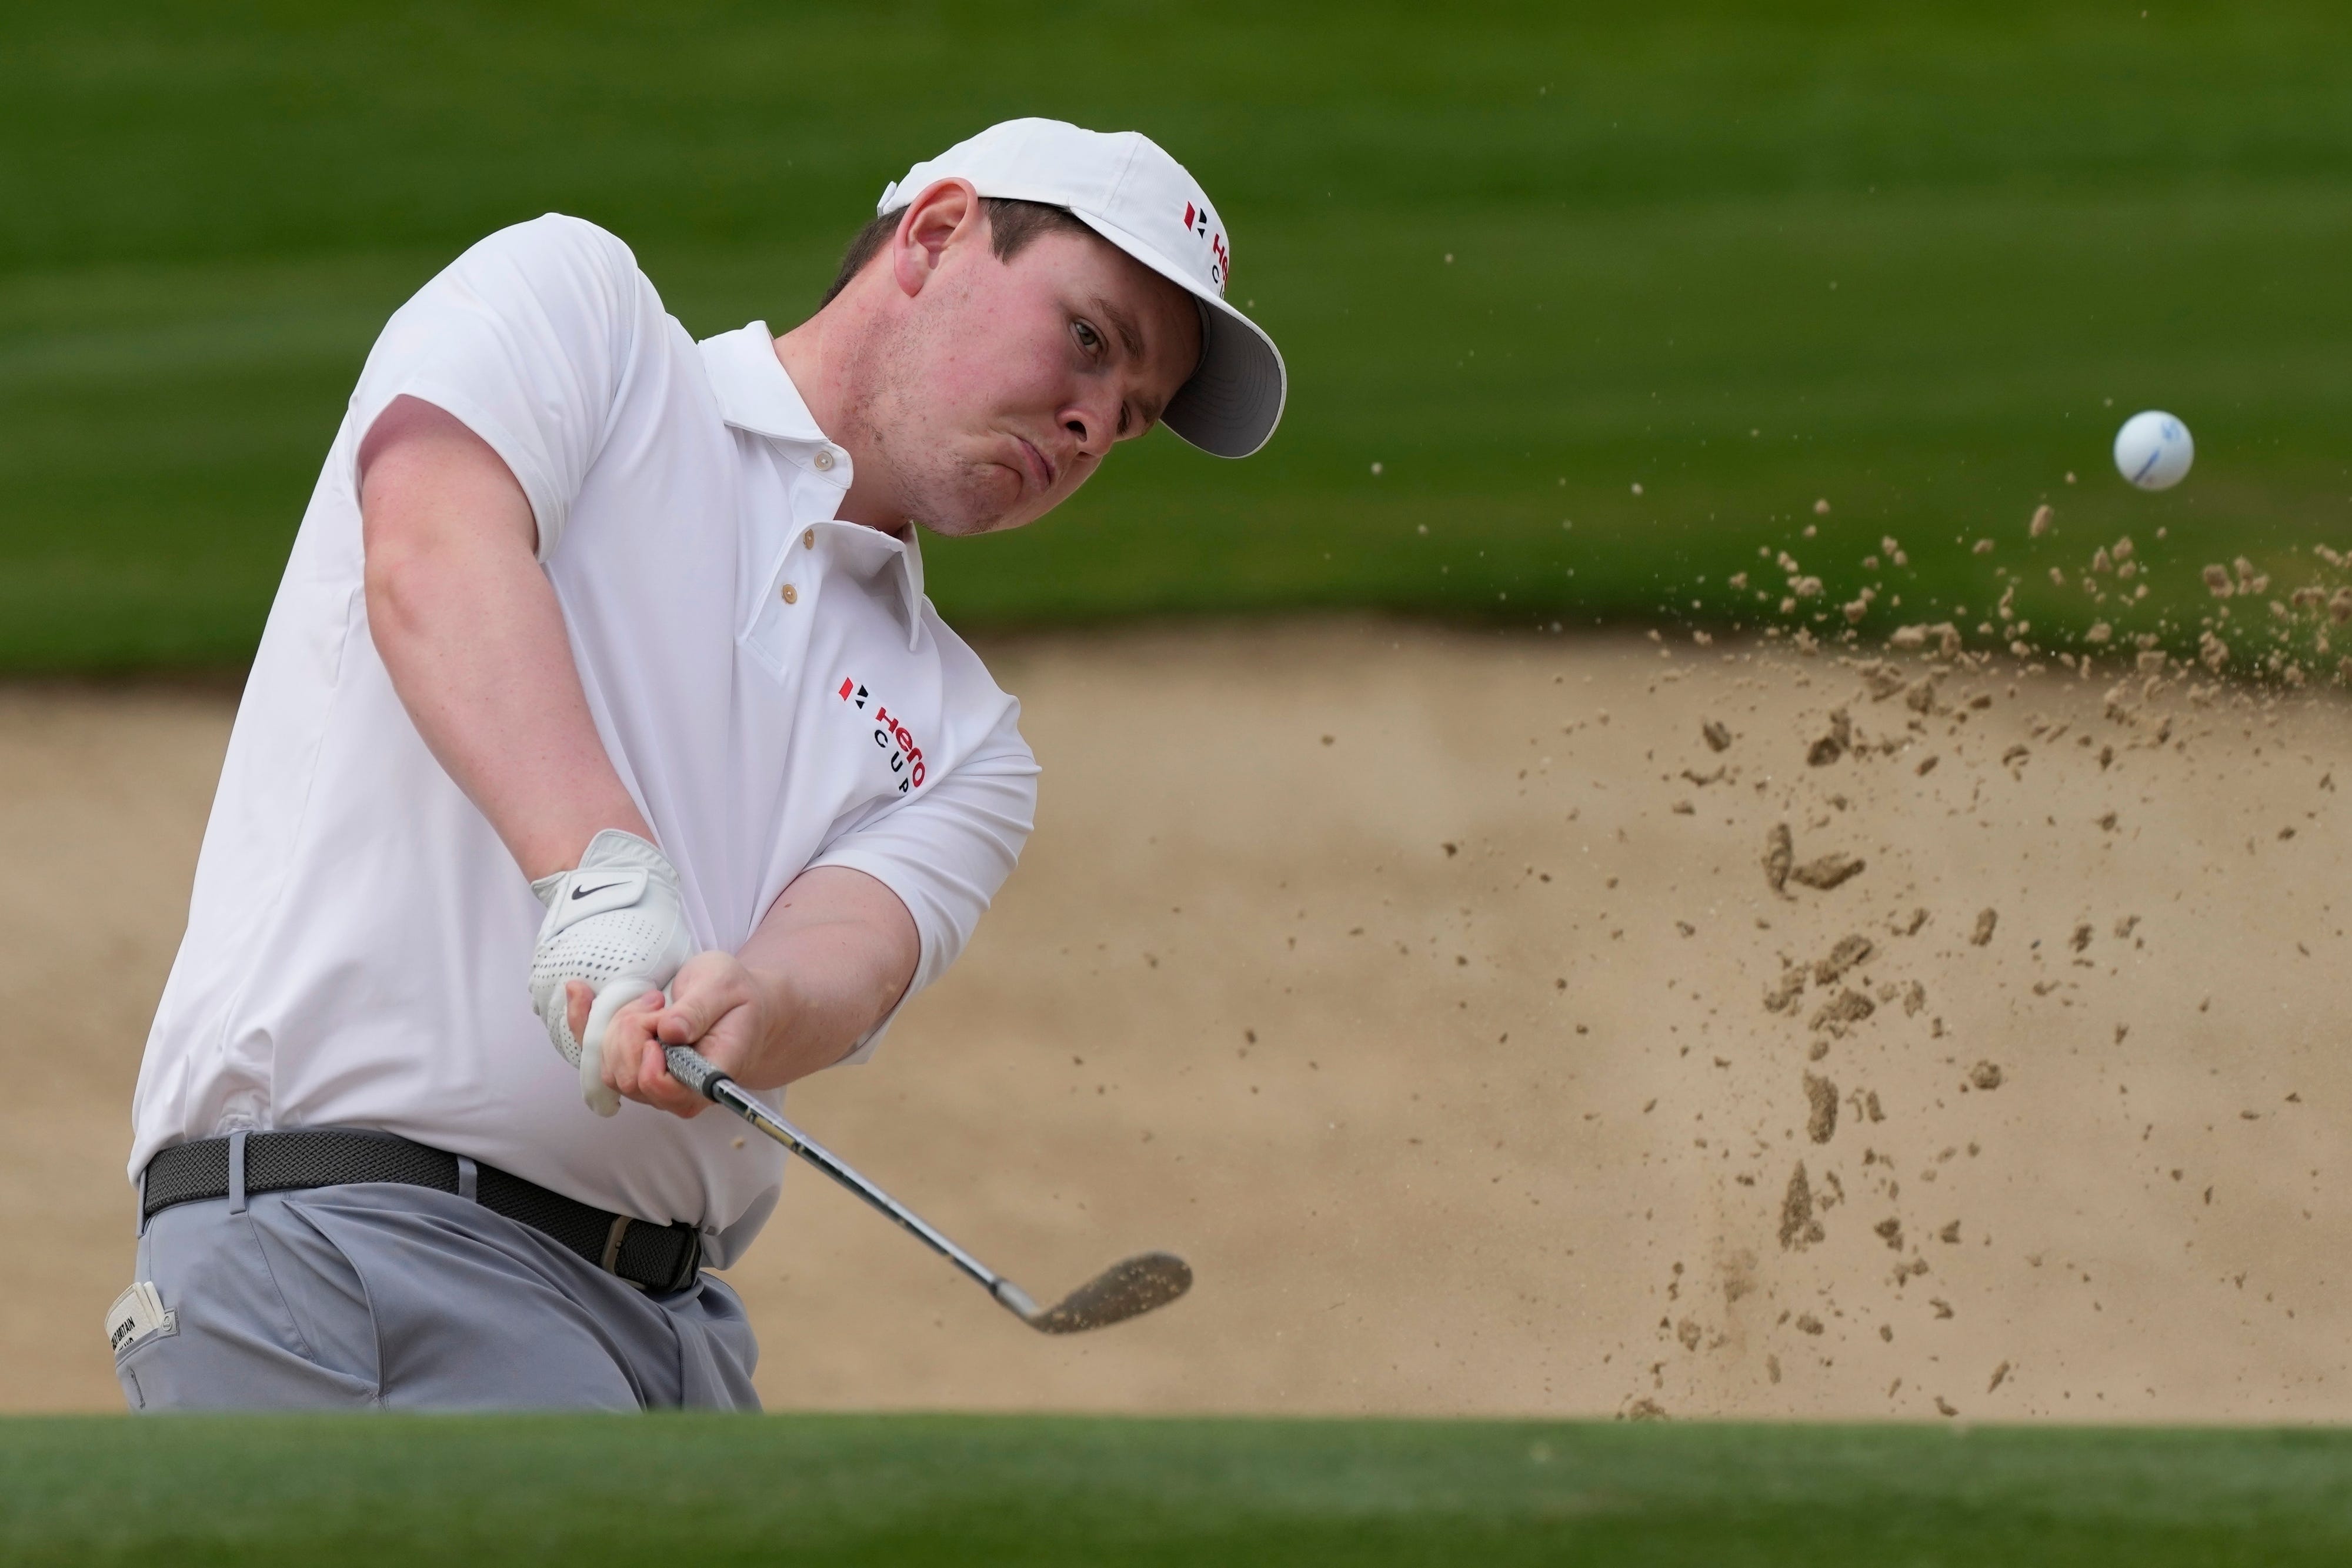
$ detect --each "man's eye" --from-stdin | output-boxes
[1073,321,1102,353]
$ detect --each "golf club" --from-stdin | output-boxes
[662,1045,1192,1333]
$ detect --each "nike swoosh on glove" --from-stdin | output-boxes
[529,829,698,1117]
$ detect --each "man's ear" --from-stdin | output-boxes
[891,179,982,299]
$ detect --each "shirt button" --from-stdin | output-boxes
[812,449,836,472]
[780,583,798,605]
[802,528,815,549]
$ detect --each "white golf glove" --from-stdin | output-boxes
[529,829,696,1117]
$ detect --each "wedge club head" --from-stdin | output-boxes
[997,1251,1194,1335]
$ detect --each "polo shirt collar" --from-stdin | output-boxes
[699,322,928,648]
[700,321,829,445]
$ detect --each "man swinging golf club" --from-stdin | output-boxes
[112,118,1285,1411]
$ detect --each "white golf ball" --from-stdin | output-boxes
[2113,410,2193,491]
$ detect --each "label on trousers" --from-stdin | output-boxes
[106,1281,175,1356]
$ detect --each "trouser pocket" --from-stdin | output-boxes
[107,1279,179,1410]
[124,1197,380,1412]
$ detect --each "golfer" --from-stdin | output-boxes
[111,119,1285,1410]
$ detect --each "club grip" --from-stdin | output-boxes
[662,1045,730,1101]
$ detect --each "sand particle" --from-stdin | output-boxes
[1805,1073,1839,1143]
[1860,661,1908,700]
[1791,853,1867,891]
[1763,823,1794,896]
[1779,1163,1826,1250]
[1970,909,1999,946]
[1814,934,1875,985]
[1810,988,1876,1036]
[1807,707,1853,766]
[1764,965,1808,1015]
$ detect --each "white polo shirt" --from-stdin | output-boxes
[129,215,1039,1265]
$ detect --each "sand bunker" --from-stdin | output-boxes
[2,622,2348,1420]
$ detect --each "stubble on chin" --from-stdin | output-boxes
[842,321,1014,539]
[883,437,1019,540]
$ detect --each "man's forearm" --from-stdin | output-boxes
[733,866,921,1086]
[359,396,650,880]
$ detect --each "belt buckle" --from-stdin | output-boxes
[600,1215,703,1293]
[600,1215,632,1274]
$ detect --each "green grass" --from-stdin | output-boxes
[5,1415,2350,1564]
[5,2,2352,666]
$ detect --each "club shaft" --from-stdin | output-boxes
[666,1047,1021,1309]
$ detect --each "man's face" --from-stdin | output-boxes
[848,212,1205,538]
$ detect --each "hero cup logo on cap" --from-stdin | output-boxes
[1179,200,1230,292]
[879,118,1285,459]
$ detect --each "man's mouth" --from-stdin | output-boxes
[1015,437,1056,492]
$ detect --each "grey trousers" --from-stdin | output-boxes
[116,1176,760,1412]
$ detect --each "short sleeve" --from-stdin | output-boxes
[803,699,1040,1065]
[347,214,649,561]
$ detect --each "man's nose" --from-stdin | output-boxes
[1062,394,1120,460]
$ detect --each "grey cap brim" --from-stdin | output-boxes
[1071,214,1287,459]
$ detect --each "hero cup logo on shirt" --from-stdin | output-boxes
[1180,201,1230,294]
[838,678,928,792]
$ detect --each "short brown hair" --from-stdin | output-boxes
[819,198,1097,306]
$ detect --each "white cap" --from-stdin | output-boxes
[879,118,1286,459]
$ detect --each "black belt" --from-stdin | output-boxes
[141,1129,703,1295]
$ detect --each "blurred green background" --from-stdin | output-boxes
[4,0,2350,668]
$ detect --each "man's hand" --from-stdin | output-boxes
[530,829,696,1116]
[569,952,780,1119]
[563,863,922,1119]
